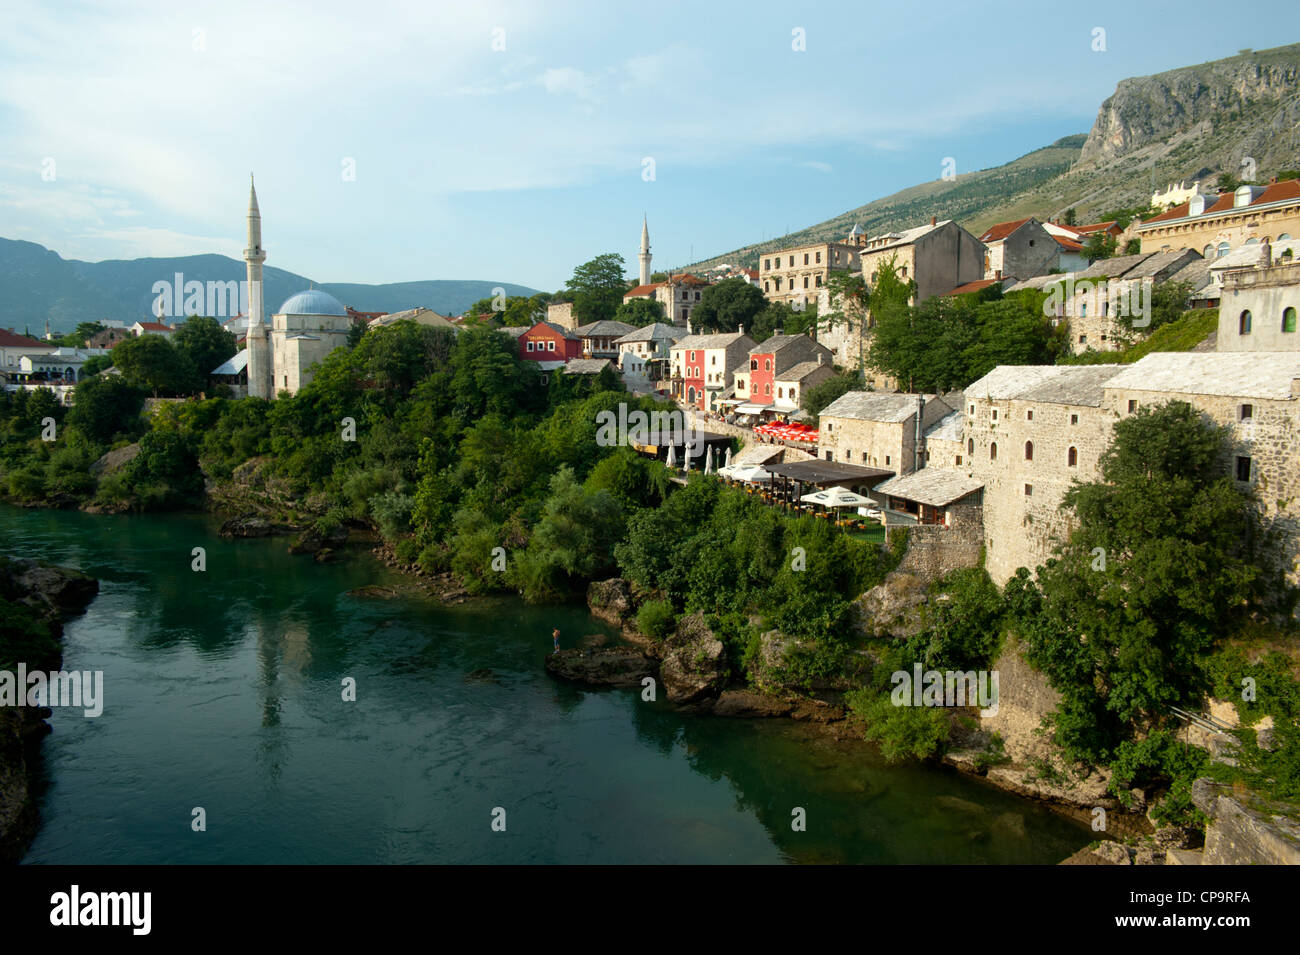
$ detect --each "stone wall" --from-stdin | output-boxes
[1218,261,1300,352]
[893,509,983,582]
[546,302,577,331]
[978,635,1061,764]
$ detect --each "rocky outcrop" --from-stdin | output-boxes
[288,522,350,560]
[659,613,728,704]
[586,578,635,628]
[219,513,292,538]
[855,571,929,640]
[709,689,795,718]
[545,648,657,688]
[0,558,100,864]
[1188,778,1300,865]
[88,442,140,476]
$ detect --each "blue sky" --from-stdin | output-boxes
[1,0,1297,292]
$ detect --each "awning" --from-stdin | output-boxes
[734,402,772,415]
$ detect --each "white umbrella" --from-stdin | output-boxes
[800,486,876,508]
[733,464,774,484]
[724,446,733,468]
[683,441,692,472]
[704,446,714,474]
[665,443,677,468]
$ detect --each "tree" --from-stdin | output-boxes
[56,321,106,348]
[1062,208,1077,226]
[173,316,237,381]
[1012,401,1265,764]
[822,272,870,379]
[124,429,205,508]
[690,278,767,333]
[67,376,145,445]
[803,373,858,422]
[565,253,628,325]
[111,335,201,396]
[1081,232,1117,262]
[1123,238,1142,255]
[614,297,666,327]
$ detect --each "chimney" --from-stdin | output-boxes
[817,353,824,365]
[738,324,744,335]
[930,216,936,227]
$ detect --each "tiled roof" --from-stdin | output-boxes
[1073,253,1153,280]
[821,391,934,423]
[776,359,831,383]
[748,332,819,356]
[1053,235,1084,252]
[965,365,1124,406]
[924,410,965,442]
[1141,180,1300,226]
[1104,353,1300,401]
[563,358,615,375]
[135,322,172,332]
[978,218,1031,243]
[525,320,580,340]
[874,468,984,508]
[673,332,754,350]
[945,278,1000,296]
[574,320,635,337]
[0,329,50,348]
[624,282,666,297]
[863,220,951,251]
[496,325,529,338]
[614,322,688,344]
[1119,248,1201,280]
[1075,220,1119,234]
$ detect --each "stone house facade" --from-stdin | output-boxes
[623,274,709,327]
[817,392,953,474]
[978,217,1059,282]
[859,218,985,305]
[759,242,860,306]
[1217,251,1300,352]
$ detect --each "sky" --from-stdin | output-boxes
[1,0,1298,292]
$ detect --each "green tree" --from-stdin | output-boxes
[66,375,146,445]
[111,335,201,396]
[124,429,204,508]
[690,277,767,333]
[802,373,859,422]
[1062,208,1077,226]
[173,316,237,381]
[56,321,106,348]
[1012,401,1265,763]
[1081,232,1117,262]
[566,253,628,325]
[614,297,666,327]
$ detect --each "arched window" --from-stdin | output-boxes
[1203,244,1215,258]
[1278,233,1292,240]
[967,438,974,455]
[1245,237,1260,246]
[1068,447,1078,467]
[1024,441,1034,461]
[1239,310,1252,335]
[1217,242,1230,258]
[1284,307,1297,334]
[990,442,998,462]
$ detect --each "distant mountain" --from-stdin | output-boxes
[683,42,1300,272]
[0,238,541,335]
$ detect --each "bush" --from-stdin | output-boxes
[636,599,675,640]
[847,688,951,762]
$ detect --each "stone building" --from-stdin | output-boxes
[817,391,953,474]
[1137,179,1300,258]
[1217,243,1300,352]
[623,273,708,326]
[966,354,1300,586]
[759,242,860,306]
[546,301,578,331]
[858,217,985,305]
[772,357,834,413]
[740,331,834,409]
[921,409,966,469]
[614,322,685,383]
[978,217,1059,282]
[964,364,1124,584]
[574,320,635,359]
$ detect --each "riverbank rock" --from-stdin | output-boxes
[586,578,634,627]
[659,613,728,704]
[288,522,350,558]
[710,689,795,718]
[2,558,99,618]
[545,648,657,688]
[219,513,291,538]
[856,571,928,639]
[88,442,140,476]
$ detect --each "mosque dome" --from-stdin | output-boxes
[277,289,347,317]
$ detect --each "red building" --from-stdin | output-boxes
[745,332,833,407]
[518,321,581,362]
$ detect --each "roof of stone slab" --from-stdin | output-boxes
[1105,352,1300,401]
[820,391,937,423]
[924,410,965,442]
[874,468,984,507]
[965,365,1125,406]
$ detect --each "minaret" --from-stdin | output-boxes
[638,215,652,287]
[243,175,271,399]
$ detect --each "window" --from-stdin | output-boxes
[1125,400,1136,413]
[815,252,822,264]
[283,375,288,387]
[825,422,833,432]
[788,256,794,267]
[967,438,974,454]
[1070,413,1078,425]
[547,340,555,351]
[803,253,809,265]
[1217,242,1230,258]
[968,404,974,415]
[777,387,784,399]
[1080,302,1087,317]
[803,276,809,288]
[1236,456,1252,482]
[990,442,998,461]
[825,451,832,461]
[1027,409,1033,421]
[955,455,963,466]
[1203,244,1215,258]
[1239,310,1252,335]
[991,409,998,421]
[1240,404,1253,420]
[1024,484,1033,496]
[764,281,770,292]
[690,351,696,361]
[750,359,757,370]
[764,383,771,395]
[764,259,770,270]
[1284,307,1297,333]
[1024,441,1033,461]
[527,341,535,352]
[1079,334,1087,344]
[1067,447,1077,467]
[885,455,892,466]
[765,359,771,371]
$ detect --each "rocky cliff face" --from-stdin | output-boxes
[1078,44,1300,175]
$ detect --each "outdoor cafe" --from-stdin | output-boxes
[718,458,894,529]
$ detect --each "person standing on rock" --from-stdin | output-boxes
[552,628,561,654]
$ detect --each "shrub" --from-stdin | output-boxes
[636,599,676,640]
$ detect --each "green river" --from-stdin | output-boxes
[3,506,1091,864]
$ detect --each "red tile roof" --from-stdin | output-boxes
[624,282,666,297]
[978,218,1031,243]
[135,321,172,332]
[1053,235,1084,252]
[1142,179,1300,226]
[1075,220,1120,235]
[0,329,49,348]
[944,279,999,297]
